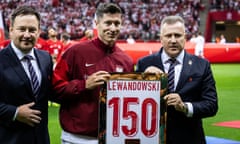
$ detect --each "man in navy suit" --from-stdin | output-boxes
[0,6,53,144]
[136,15,218,144]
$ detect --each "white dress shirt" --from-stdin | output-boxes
[161,49,193,117]
[11,42,42,120]
[11,42,41,85]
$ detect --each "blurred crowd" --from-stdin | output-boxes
[209,0,240,11]
[0,0,204,41]
[1,0,238,41]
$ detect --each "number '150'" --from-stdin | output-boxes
[108,97,159,137]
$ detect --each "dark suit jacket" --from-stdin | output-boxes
[0,45,53,144]
[136,48,218,144]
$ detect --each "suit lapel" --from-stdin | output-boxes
[34,49,48,95]
[5,46,33,94]
[155,49,164,71]
[176,52,193,91]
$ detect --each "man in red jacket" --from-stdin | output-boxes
[45,27,64,62]
[52,3,134,144]
[79,28,98,42]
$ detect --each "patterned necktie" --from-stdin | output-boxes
[24,55,40,96]
[168,58,177,93]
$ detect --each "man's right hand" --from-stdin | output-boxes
[16,102,41,127]
[85,71,111,90]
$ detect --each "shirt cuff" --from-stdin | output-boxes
[13,109,18,121]
[185,102,193,117]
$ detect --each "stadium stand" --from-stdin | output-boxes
[207,0,240,42]
[0,0,239,63]
[0,0,204,41]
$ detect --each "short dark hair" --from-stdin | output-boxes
[10,5,40,27]
[61,33,70,40]
[95,3,122,20]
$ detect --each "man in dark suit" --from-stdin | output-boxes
[0,6,53,144]
[136,15,218,144]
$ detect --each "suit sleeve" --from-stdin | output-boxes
[136,54,161,73]
[0,103,17,124]
[0,68,17,124]
[191,61,218,118]
[136,57,152,72]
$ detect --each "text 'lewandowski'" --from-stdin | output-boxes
[107,80,160,91]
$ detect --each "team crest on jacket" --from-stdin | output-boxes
[115,65,123,72]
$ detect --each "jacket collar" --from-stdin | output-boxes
[92,38,116,53]
[10,41,36,60]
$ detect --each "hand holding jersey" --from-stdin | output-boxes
[86,71,111,90]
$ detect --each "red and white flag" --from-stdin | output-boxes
[0,11,5,42]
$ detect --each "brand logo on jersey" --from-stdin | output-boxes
[85,63,95,67]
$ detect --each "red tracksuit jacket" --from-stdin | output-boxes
[52,38,134,137]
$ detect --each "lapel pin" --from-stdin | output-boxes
[189,77,192,82]
[188,60,192,65]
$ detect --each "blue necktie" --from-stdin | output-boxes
[24,55,40,96]
[168,58,177,93]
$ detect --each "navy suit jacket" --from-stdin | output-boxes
[0,45,53,144]
[136,48,218,144]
